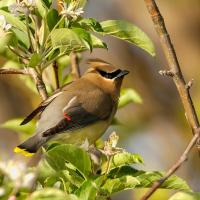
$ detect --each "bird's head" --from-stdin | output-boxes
[84,59,129,98]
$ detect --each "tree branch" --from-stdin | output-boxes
[141,0,200,199]
[70,52,81,80]
[29,68,48,100]
[0,68,29,75]
[141,132,199,200]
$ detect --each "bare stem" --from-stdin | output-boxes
[25,15,34,53]
[0,68,29,75]
[29,68,48,100]
[141,0,200,199]
[141,132,199,200]
[53,61,59,89]
[70,52,81,80]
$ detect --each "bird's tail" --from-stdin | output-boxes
[14,134,46,157]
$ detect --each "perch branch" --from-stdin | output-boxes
[70,52,81,80]
[141,0,200,199]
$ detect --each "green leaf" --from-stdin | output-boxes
[50,28,85,52]
[0,118,36,135]
[75,180,98,200]
[72,28,92,52]
[47,9,60,31]
[0,31,15,48]
[0,0,15,8]
[28,53,42,67]
[39,19,49,46]
[91,34,107,49]
[12,28,30,48]
[30,188,78,200]
[35,0,48,18]
[118,88,142,108]
[102,152,143,174]
[102,175,140,195]
[0,10,26,31]
[78,18,103,32]
[46,144,92,178]
[137,171,191,191]
[100,20,155,56]
[109,166,191,191]
[169,192,200,200]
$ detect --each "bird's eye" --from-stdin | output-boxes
[98,69,122,79]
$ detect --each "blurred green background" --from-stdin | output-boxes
[0,0,200,199]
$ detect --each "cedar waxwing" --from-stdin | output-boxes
[14,59,129,156]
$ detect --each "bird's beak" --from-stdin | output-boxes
[116,70,129,78]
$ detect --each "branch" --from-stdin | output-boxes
[141,132,199,200]
[53,61,59,89]
[144,0,199,132]
[29,68,48,100]
[141,0,200,199]
[70,52,81,80]
[0,68,29,75]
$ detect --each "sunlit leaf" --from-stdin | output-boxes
[109,166,191,191]
[46,144,92,178]
[30,188,78,200]
[0,31,15,49]
[78,18,103,32]
[0,10,26,31]
[72,28,92,51]
[102,152,143,174]
[12,28,30,48]
[28,53,42,67]
[50,28,85,52]
[75,180,98,200]
[119,88,142,108]
[102,175,140,194]
[169,192,200,200]
[0,0,15,8]
[35,0,48,18]
[91,34,107,49]
[100,20,155,56]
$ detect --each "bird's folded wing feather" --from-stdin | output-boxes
[42,95,112,137]
[20,91,63,125]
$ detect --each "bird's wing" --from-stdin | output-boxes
[42,94,112,137]
[20,81,74,125]
[20,91,63,125]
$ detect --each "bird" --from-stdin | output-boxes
[14,59,129,156]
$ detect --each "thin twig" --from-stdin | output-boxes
[141,132,199,200]
[0,68,29,75]
[25,15,34,53]
[29,68,48,100]
[53,61,59,89]
[144,0,199,132]
[141,0,200,199]
[70,52,81,80]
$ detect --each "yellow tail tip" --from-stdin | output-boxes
[14,147,35,157]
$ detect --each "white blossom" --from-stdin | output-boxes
[61,1,84,20]
[0,160,36,189]
[0,188,5,197]
[9,0,35,16]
